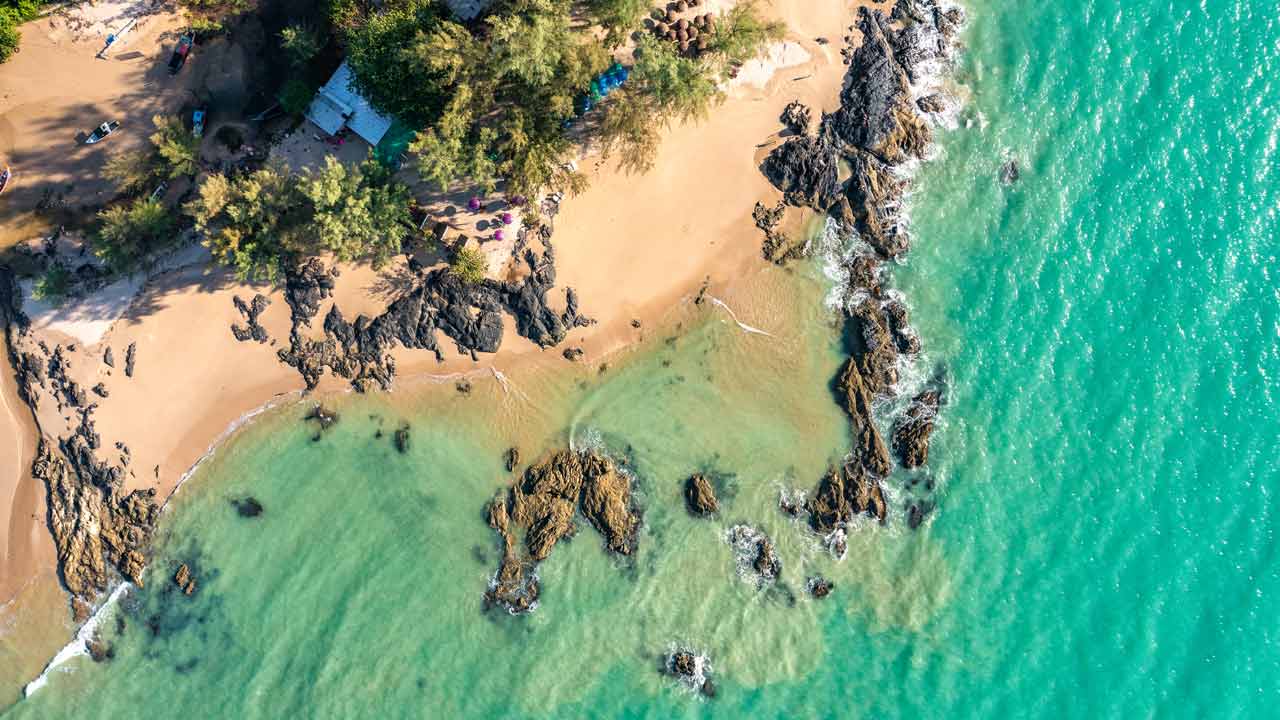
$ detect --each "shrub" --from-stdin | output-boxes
[150,114,201,178]
[0,9,21,64]
[95,199,178,271]
[32,265,72,305]
[449,246,488,285]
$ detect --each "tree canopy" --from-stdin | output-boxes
[94,198,178,270]
[188,156,412,281]
[150,114,201,178]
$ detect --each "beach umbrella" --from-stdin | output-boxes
[688,25,699,39]
[665,8,675,22]
[679,40,690,53]
[502,212,513,225]
[677,18,688,30]
[494,229,505,242]
[678,28,688,42]
[676,0,687,11]
[468,196,481,212]
[655,21,669,34]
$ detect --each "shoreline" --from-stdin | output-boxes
[0,0,929,703]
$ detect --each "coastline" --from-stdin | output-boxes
[0,0,875,697]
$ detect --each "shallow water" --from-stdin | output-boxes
[8,0,1280,716]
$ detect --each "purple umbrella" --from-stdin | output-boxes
[468,196,481,212]
[501,212,513,225]
[494,229,505,242]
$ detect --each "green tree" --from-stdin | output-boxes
[345,0,451,126]
[586,0,649,45]
[150,114,200,178]
[103,150,161,196]
[0,9,19,64]
[95,198,177,270]
[32,264,72,305]
[279,21,321,68]
[449,246,488,285]
[278,77,317,116]
[186,164,302,281]
[297,156,411,267]
[706,1,785,66]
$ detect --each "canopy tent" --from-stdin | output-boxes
[306,61,394,147]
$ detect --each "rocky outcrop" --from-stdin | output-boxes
[727,525,782,587]
[807,463,888,533]
[394,422,411,453]
[684,473,718,516]
[808,576,834,599]
[504,446,520,472]
[836,357,892,478]
[754,200,806,265]
[762,135,841,211]
[484,449,641,614]
[231,293,271,343]
[665,649,716,698]
[892,389,942,468]
[173,563,197,595]
[275,230,587,392]
[124,342,137,378]
[35,435,159,603]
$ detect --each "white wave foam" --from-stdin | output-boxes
[24,583,130,698]
[708,297,773,337]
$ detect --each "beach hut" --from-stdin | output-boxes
[306,61,394,147]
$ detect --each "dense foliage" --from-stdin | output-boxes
[150,114,201,178]
[188,156,411,280]
[94,199,179,271]
[0,1,44,63]
[343,0,783,196]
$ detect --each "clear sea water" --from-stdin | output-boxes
[7,0,1280,716]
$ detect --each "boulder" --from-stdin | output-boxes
[780,100,812,135]
[761,136,841,211]
[892,389,942,468]
[684,473,719,516]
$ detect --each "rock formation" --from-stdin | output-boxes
[231,496,264,517]
[173,563,197,595]
[684,473,719,516]
[780,99,812,135]
[808,576,834,599]
[274,221,589,393]
[484,449,641,614]
[124,342,136,378]
[665,649,716,698]
[892,389,942,468]
[231,293,271,343]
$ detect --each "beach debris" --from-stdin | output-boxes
[892,389,943,468]
[684,473,719,516]
[231,496,264,518]
[484,449,641,614]
[808,576,834,599]
[173,563,197,596]
[394,422,411,454]
[124,342,136,378]
[664,648,716,698]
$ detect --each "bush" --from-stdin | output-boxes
[449,246,488,285]
[32,265,72,305]
[150,114,201,178]
[278,77,317,116]
[103,151,161,196]
[95,199,178,271]
[0,9,21,64]
[279,21,321,68]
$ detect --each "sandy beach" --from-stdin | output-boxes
[0,0,868,698]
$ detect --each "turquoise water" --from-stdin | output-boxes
[8,0,1280,716]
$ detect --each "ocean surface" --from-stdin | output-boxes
[7,0,1280,716]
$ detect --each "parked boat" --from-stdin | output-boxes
[168,32,194,75]
[85,121,121,145]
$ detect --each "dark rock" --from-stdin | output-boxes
[762,135,841,211]
[1001,159,1020,184]
[684,473,719,516]
[562,347,584,361]
[906,498,936,529]
[807,462,888,533]
[394,423,411,454]
[304,404,339,432]
[504,446,520,472]
[231,496,264,517]
[124,342,136,378]
[672,651,697,677]
[883,299,921,354]
[843,150,909,259]
[892,389,942,468]
[102,347,114,368]
[231,293,272,343]
[835,357,893,477]
[780,99,812,135]
[91,382,109,398]
[701,679,716,698]
[917,93,947,114]
[456,379,472,395]
[753,536,781,581]
[809,576,834,598]
[87,634,114,662]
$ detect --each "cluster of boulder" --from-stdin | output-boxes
[664,648,716,698]
[484,449,642,614]
[272,220,590,393]
[759,2,963,536]
[649,1,715,57]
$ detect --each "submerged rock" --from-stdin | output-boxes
[173,563,197,596]
[504,446,520,473]
[893,389,943,468]
[1001,159,1021,184]
[394,423,411,454]
[230,496,264,518]
[808,576,834,599]
[807,463,888,534]
[684,473,719,516]
[665,648,715,697]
